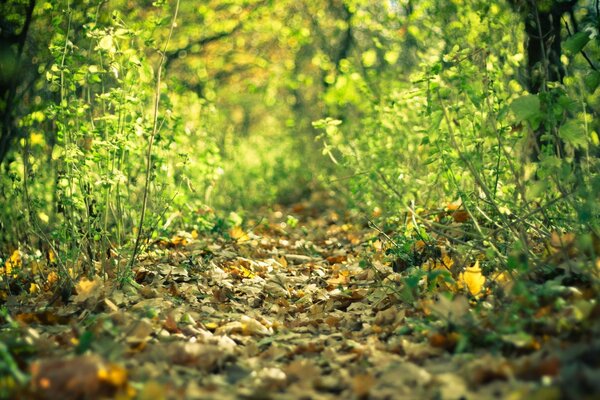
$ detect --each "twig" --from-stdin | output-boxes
[376,170,404,201]
[129,0,181,277]
[367,219,398,248]
[486,191,574,238]
[405,204,493,254]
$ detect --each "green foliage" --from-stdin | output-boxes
[0,0,221,283]
[0,309,31,391]
[564,31,591,55]
[317,0,600,272]
[1,0,599,299]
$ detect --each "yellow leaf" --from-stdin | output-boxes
[48,250,57,263]
[76,278,99,295]
[226,263,255,279]
[4,250,21,276]
[38,212,49,223]
[229,226,249,242]
[46,271,59,286]
[98,363,128,386]
[494,271,512,285]
[423,252,454,272]
[240,315,271,336]
[30,132,45,146]
[362,50,377,67]
[277,256,288,268]
[170,235,188,246]
[205,322,218,331]
[460,260,485,297]
[30,283,40,294]
[73,278,102,304]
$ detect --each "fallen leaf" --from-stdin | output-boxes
[459,260,485,297]
[30,355,128,399]
[167,341,235,371]
[73,277,103,306]
[284,359,321,387]
[3,249,21,276]
[428,295,469,323]
[97,363,128,387]
[428,331,460,351]
[254,367,287,390]
[138,381,167,400]
[452,210,470,223]
[326,255,347,264]
[126,318,154,345]
[352,373,376,397]
[285,254,317,264]
[229,226,250,242]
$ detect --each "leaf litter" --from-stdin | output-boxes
[1,195,600,399]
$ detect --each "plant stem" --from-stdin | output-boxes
[128,0,181,277]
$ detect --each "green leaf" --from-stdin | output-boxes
[429,110,443,131]
[584,71,600,92]
[384,50,399,64]
[564,32,590,55]
[510,94,540,122]
[502,331,534,348]
[75,331,94,354]
[96,35,114,52]
[525,180,547,200]
[362,50,377,68]
[559,120,588,149]
[0,341,29,385]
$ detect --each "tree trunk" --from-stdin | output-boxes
[0,0,36,166]
[509,0,577,159]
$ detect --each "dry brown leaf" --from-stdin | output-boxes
[284,359,321,386]
[428,295,469,322]
[352,373,376,398]
[73,277,103,305]
[126,318,154,344]
[30,355,128,399]
[254,367,287,391]
[163,313,180,334]
[428,331,460,351]
[326,255,348,264]
[167,341,235,371]
[452,210,470,223]
[375,307,401,326]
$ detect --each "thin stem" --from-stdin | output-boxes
[530,1,549,94]
[129,0,181,275]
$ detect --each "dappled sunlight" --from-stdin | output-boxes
[1,0,599,398]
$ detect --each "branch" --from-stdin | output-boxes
[164,0,269,70]
[165,25,243,69]
[327,1,353,88]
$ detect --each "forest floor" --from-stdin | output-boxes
[2,193,600,399]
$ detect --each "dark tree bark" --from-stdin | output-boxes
[326,0,353,89]
[509,0,578,159]
[521,0,578,94]
[0,0,36,166]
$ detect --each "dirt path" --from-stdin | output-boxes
[4,201,599,399]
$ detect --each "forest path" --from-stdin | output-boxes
[5,195,597,399]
